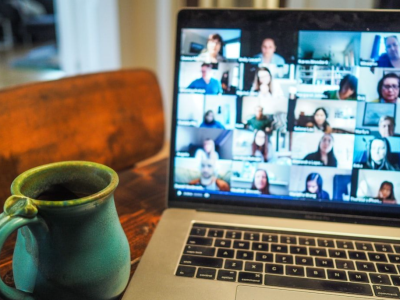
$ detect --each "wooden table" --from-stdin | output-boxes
[0,157,169,299]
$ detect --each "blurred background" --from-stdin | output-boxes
[0,0,398,139]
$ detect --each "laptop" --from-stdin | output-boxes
[123,9,400,300]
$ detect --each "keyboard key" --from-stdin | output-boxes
[233,241,250,250]
[306,267,326,279]
[226,231,242,239]
[176,265,196,277]
[224,259,243,271]
[329,249,347,259]
[252,242,269,252]
[187,236,213,246]
[391,275,400,286]
[245,262,263,272]
[265,263,284,274]
[244,232,260,241]
[236,250,254,260]
[356,261,376,272]
[286,265,305,277]
[370,273,391,285]
[317,239,335,248]
[281,236,297,244]
[394,245,400,253]
[264,275,373,296]
[276,254,294,264]
[184,245,216,256]
[327,269,347,281]
[335,260,355,270]
[295,256,313,266]
[315,258,334,268]
[262,234,278,243]
[299,237,316,246]
[377,263,398,274]
[373,285,400,299]
[388,254,400,264]
[368,252,388,262]
[348,271,369,283]
[217,270,237,282]
[356,242,373,251]
[180,255,223,268]
[309,247,327,257]
[216,248,234,258]
[375,244,394,253]
[190,227,206,236]
[208,229,224,238]
[271,244,288,253]
[215,239,231,248]
[348,251,367,261]
[255,252,273,262]
[336,240,354,249]
[238,272,263,284]
[196,267,216,280]
[290,246,307,255]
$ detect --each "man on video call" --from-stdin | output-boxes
[189,158,229,191]
[254,38,286,65]
[246,106,273,133]
[187,63,222,94]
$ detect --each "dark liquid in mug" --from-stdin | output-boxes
[36,184,92,201]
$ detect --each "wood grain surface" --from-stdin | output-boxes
[0,157,168,299]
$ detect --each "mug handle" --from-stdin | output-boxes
[0,195,43,300]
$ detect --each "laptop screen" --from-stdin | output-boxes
[169,9,400,222]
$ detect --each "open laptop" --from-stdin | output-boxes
[123,9,400,300]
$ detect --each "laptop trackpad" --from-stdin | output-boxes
[236,286,371,300]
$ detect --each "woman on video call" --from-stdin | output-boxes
[377,181,397,205]
[251,169,270,195]
[197,33,226,63]
[303,173,330,200]
[306,107,332,133]
[303,134,338,167]
[323,75,358,100]
[252,130,269,162]
[362,138,398,170]
[373,73,400,104]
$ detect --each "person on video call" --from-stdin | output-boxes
[252,130,269,162]
[379,116,396,137]
[377,36,400,68]
[194,138,220,161]
[189,158,229,191]
[303,173,330,200]
[323,75,358,100]
[362,138,398,170]
[246,106,273,133]
[303,134,338,167]
[197,33,226,63]
[199,110,225,129]
[373,73,400,103]
[306,107,332,133]
[251,169,270,195]
[254,38,286,65]
[377,181,397,205]
[187,63,222,95]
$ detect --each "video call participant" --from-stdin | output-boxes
[194,138,220,161]
[362,138,398,170]
[303,173,330,200]
[254,38,285,65]
[373,73,400,103]
[251,169,270,195]
[187,63,222,95]
[200,110,225,129]
[189,158,230,191]
[377,36,400,68]
[197,33,226,63]
[306,108,332,133]
[323,75,358,100]
[252,67,273,97]
[379,116,396,137]
[303,134,338,167]
[377,181,397,204]
[246,106,273,133]
[252,130,269,162]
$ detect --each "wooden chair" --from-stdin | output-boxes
[0,69,165,202]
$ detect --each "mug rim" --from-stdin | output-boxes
[10,161,119,208]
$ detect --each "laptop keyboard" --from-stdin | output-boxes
[175,223,400,298]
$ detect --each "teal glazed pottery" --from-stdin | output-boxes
[0,161,130,300]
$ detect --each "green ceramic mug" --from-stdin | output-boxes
[0,161,130,300]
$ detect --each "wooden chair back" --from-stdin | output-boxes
[0,69,165,201]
